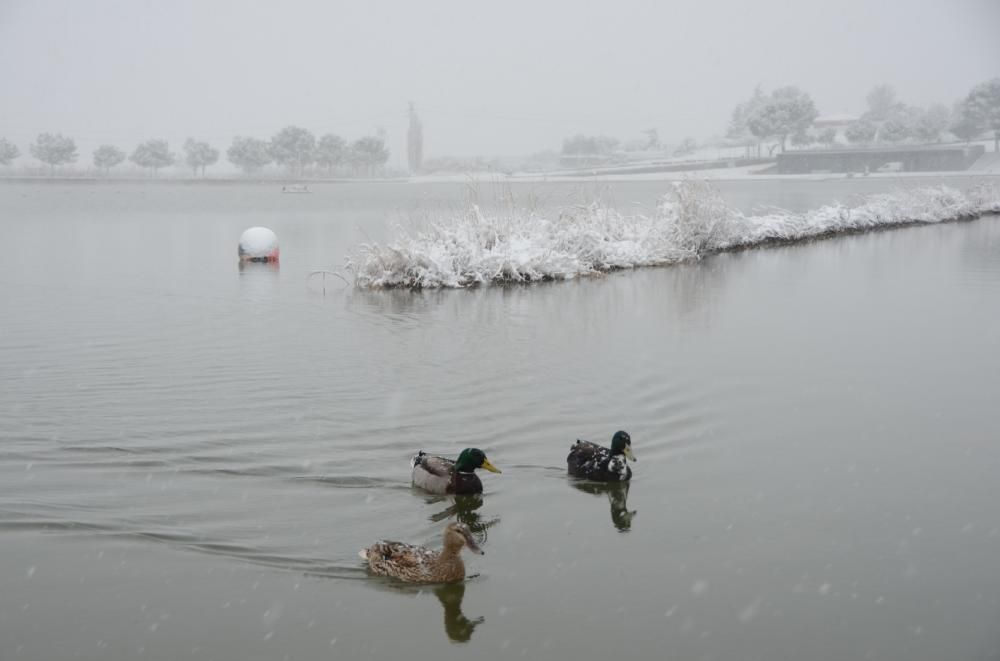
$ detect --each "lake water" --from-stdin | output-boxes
[2,176,1000,660]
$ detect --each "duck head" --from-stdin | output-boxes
[454,448,501,474]
[444,522,484,555]
[610,431,636,462]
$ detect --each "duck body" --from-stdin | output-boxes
[567,431,636,482]
[411,448,501,495]
[360,523,483,583]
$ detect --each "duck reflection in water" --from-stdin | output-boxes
[427,493,500,544]
[370,576,485,643]
[569,480,637,531]
[434,582,485,643]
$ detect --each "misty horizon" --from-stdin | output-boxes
[1,0,998,166]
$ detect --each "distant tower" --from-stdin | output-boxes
[407,102,423,174]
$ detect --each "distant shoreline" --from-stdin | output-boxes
[1,170,998,186]
[0,175,408,185]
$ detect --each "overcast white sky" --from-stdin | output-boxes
[1,0,998,165]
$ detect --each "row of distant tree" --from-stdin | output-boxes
[555,77,1000,162]
[0,126,391,177]
[725,78,1000,155]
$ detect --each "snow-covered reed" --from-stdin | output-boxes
[347,182,1000,289]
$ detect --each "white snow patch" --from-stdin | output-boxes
[347,182,1000,289]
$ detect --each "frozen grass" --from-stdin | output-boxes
[346,181,1000,289]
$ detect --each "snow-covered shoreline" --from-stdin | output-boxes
[410,166,1000,184]
[347,182,1000,289]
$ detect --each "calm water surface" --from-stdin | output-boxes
[2,177,1000,660]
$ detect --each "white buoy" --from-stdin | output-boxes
[238,227,279,262]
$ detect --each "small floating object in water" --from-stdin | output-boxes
[281,184,310,193]
[238,227,279,263]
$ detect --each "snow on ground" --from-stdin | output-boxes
[346,181,1000,289]
[412,165,1000,185]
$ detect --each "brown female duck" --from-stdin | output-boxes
[359,522,484,583]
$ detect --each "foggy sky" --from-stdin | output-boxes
[2,0,998,166]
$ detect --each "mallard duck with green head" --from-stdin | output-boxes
[567,430,636,481]
[411,448,502,495]
[359,522,484,583]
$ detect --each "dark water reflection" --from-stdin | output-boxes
[427,493,501,543]
[434,582,485,643]
[569,480,637,532]
[369,578,486,644]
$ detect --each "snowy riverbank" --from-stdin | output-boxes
[347,181,1000,289]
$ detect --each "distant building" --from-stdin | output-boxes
[812,114,859,143]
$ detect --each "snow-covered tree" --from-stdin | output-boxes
[865,84,899,122]
[130,139,175,176]
[965,78,1000,152]
[30,132,77,174]
[727,86,766,140]
[315,133,347,175]
[561,134,619,155]
[0,138,19,166]
[673,137,698,155]
[727,86,767,157]
[912,105,950,143]
[183,138,219,177]
[879,117,910,143]
[269,126,316,176]
[351,135,389,177]
[845,118,877,144]
[642,128,660,150]
[746,86,818,153]
[790,130,812,147]
[950,100,982,144]
[93,145,125,174]
[407,102,423,173]
[818,128,838,146]
[227,136,272,174]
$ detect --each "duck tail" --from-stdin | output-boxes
[358,549,368,560]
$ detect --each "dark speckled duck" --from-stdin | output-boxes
[567,431,636,481]
[410,448,502,495]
